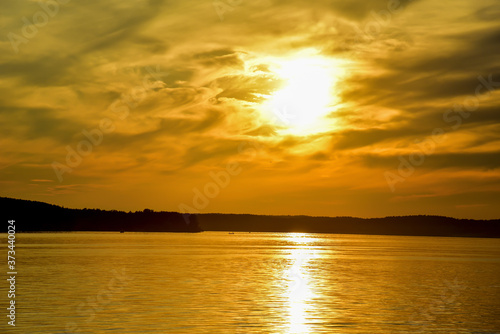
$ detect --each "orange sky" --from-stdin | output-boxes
[1,0,500,219]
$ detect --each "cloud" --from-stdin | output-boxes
[0,106,86,143]
[214,73,284,102]
[360,151,500,170]
[0,0,499,218]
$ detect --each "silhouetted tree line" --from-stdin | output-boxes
[2,197,200,232]
[2,197,500,237]
[196,213,500,238]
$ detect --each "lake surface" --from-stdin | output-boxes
[2,232,500,333]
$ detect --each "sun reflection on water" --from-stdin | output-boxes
[284,233,321,334]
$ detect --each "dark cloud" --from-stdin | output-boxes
[244,125,277,137]
[193,49,245,69]
[331,128,421,150]
[98,108,226,150]
[214,74,284,102]
[360,151,500,170]
[199,54,245,69]
[181,138,243,167]
[0,55,80,86]
[475,3,500,21]
[140,87,209,113]
[0,106,85,143]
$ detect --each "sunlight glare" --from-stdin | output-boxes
[284,233,322,333]
[265,58,340,135]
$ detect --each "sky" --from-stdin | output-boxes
[1,0,499,219]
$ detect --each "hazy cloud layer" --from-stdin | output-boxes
[0,0,499,218]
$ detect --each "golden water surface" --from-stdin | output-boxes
[2,232,500,333]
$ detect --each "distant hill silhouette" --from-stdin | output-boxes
[1,197,201,232]
[193,214,500,238]
[2,197,500,237]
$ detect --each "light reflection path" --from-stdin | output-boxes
[284,233,323,334]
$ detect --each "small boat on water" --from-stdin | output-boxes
[228,232,234,234]
[120,231,125,233]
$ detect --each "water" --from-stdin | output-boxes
[2,232,500,333]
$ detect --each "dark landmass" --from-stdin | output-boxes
[1,197,201,232]
[195,214,500,238]
[2,197,500,237]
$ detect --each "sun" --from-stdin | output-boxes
[264,57,340,135]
